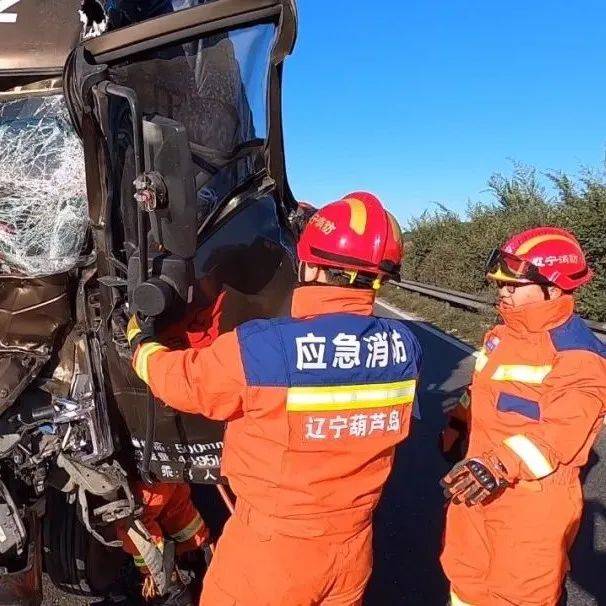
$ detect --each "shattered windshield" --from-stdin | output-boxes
[0,93,88,276]
[108,22,275,241]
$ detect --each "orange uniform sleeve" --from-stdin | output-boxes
[493,351,606,482]
[142,330,247,420]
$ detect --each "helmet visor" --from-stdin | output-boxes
[485,249,549,284]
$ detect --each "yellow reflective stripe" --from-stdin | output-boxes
[134,342,168,384]
[451,590,474,606]
[503,434,554,479]
[286,380,416,412]
[386,211,403,247]
[515,234,576,255]
[170,513,204,543]
[127,325,141,344]
[491,364,552,384]
[473,348,489,372]
[126,315,142,345]
[343,197,368,235]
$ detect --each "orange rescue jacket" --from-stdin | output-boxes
[135,286,423,538]
[468,295,606,483]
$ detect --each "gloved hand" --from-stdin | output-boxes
[441,454,509,506]
[127,313,156,350]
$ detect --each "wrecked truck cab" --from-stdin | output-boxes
[0,83,89,410]
[65,0,299,483]
[0,0,298,602]
[0,2,125,600]
[0,84,136,606]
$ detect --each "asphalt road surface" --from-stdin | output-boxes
[41,579,91,606]
[42,300,606,605]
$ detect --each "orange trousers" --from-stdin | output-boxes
[441,475,583,605]
[118,481,208,572]
[200,507,373,606]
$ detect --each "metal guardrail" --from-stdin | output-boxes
[391,279,606,338]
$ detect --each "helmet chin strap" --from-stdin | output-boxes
[297,261,311,285]
[297,262,381,290]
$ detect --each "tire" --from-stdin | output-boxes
[42,487,140,601]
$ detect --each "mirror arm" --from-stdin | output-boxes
[95,81,148,287]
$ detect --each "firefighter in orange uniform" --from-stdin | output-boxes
[441,227,606,606]
[119,483,207,598]
[127,192,422,605]
[117,297,226,605]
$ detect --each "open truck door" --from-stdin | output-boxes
[0,0,298,602]
[63,0,298,483]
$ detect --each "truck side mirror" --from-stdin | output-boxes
[93,82,198,317]
[139,116,198,259]
[128,116,199,317]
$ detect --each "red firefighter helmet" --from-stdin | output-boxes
[485,227,592,290]
[297,192,403,285]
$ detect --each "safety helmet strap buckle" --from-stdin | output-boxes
[326,268,383,290]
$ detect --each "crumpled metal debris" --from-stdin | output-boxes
[0,94,88,276]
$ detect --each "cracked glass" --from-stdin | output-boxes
[0,92,89,276]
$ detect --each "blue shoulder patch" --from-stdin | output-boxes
[497,393,540,421]
[549,315,606,359]
[237,314,422,388]
[236,319,290,387]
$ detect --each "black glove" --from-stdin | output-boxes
[126,313,156,350]
[441,455,509,506]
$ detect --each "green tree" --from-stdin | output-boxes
[550,170,606,321]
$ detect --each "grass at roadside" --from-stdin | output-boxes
[379,283,498,349]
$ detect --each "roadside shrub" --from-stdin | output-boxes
[402,164,606,321]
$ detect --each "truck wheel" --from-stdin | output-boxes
[42,487,140,601]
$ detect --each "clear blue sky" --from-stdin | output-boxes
[282,1,606,226]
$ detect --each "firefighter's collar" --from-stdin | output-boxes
[498,295,574,333]
[291,286,375,319]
